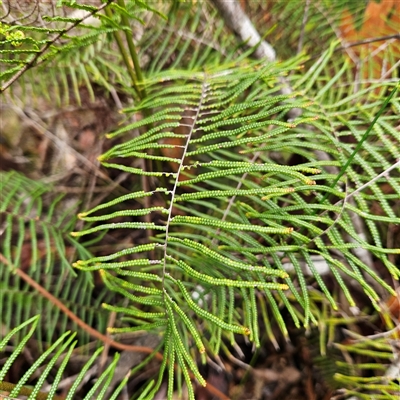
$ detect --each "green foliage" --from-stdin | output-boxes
[1,0,399,399]
[0,171,112,347]
[71,50,399,395]
[333,334,400,400]
[0,315,125,400]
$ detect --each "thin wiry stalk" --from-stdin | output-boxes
[322,83,399,202]
[161,79,208,293]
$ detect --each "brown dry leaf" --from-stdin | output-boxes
[386,286,400,321]
[339,0,400,79]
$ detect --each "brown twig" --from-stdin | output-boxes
[5,99,118,188]
[0,252,164,358]
[310,34,400,60]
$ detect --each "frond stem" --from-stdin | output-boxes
[117,0,147,99]
[161,78,208,291]
[104,5,141,99]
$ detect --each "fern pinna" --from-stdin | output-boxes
[70,51,400,396]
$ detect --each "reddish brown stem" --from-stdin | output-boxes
[1,254,163,358]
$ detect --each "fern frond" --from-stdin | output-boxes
[73,44,399,392]
[0,171,111,346]
[0,316,125,400]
